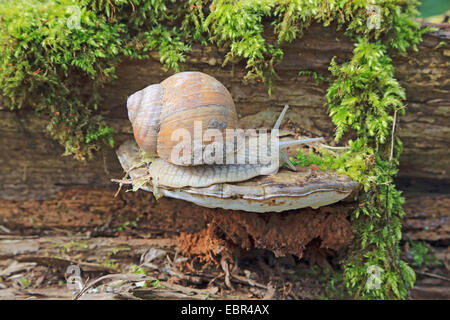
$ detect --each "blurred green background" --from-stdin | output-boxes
[418,0,450,22]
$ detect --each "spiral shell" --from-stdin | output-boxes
[127,72,238,164]
[127,84,163,157]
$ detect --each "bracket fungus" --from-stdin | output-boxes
[115,140,359,213]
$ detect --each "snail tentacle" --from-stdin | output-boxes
[278,137,324,149]
[273,104,289,130]
[281,152,297,171]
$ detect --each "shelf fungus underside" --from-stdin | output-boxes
[116,140,360,213]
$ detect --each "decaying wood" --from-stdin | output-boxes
[0,234,318,300]
[0,192,448,299]
[178,205,355,259]
[0,23,448,202]
[403,194,450,242]
[0,184,447,247]
[0,188,208,238]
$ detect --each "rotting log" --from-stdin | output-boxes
[0,184,446,243]
[0,23,448,204]
[0,23,448,262]
[0,23,448,260]
[403,194,450,242]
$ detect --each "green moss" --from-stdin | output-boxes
[407,239,442,268]
[298,70,327,84]
[292,38,420,299]
[205,0,283,92]
[0,0,432,299]
[0,0,125,159]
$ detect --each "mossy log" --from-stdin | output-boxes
[0,23,448,203]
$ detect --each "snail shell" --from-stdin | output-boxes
[127,71,238,165]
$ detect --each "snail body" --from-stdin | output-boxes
[148,133,277,188]
[127,71,323,189]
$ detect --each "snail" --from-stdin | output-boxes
[127,71,323,189]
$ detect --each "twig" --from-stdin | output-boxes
[73,276,89,300]
[220,258,234,290]
[389,110,398,162]
[111,178,133,185]
[416,271,450,283]
[0,225,11,234]
[111,178,133,197]
[128,0,135,12]
[114,182,123,198]
[384,109,410,296]
[231,273,268,290]
[318,143,350,150]
[73,273,147,300]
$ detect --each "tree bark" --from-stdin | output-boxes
[0,23,448,203]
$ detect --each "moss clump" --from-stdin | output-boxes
[0,0,430,299]
[326,39,415,299]
[0,0,124,159]
[0,0,196,159]
[292,37,424,299]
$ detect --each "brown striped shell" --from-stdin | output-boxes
[127,72,238,165]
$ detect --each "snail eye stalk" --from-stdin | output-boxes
[270,104,324,171]
[273,104,289,131]
[272,104,324,150]
[281,151,297,171]
[279,137,324,149]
